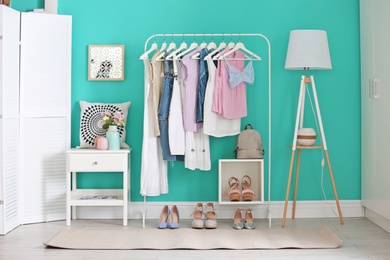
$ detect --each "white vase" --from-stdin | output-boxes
[106,125,120,150]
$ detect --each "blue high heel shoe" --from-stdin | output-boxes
[167,205,180,229]
[157,205,169,229]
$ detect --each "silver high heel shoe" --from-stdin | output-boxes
[204,202,217,229]
[244,207,255,229]
[191,203,205,229]
[233,208,244,230]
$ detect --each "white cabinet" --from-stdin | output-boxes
[360,0,390,232]
[218,159,264,205]
[66,149,131,226]
[0,6,72,233]
[0,5,21,235]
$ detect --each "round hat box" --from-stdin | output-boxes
[297,128,316,146]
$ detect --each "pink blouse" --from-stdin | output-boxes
[212,49,247,119]
[181,47,202,132]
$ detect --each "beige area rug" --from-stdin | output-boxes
[44,225,342,250]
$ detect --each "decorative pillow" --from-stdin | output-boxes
[79,100,131,148]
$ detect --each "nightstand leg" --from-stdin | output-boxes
[66,171,71,226]
[71,172,77,220]
[292,148,302,219]
[282,150,296,227]
[123,169,128,226]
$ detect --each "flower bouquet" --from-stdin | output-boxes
[101,111,125,130]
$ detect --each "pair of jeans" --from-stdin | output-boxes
[158,58,184,161]
[196,48,210,123]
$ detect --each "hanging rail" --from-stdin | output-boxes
[142,33,272,228]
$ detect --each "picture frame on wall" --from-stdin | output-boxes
[88,44,125,81]
[1,0,11,7]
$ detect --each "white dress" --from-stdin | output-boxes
[168,59,185,155]
[184,128,211,171]
[203,59,241,137]
[180,51,211,171]
[140,56,168,196]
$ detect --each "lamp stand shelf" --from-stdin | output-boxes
[281,75,344,227]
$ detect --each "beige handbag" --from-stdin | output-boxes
[235,124,264,159]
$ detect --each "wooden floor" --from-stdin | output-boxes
[0,217,390,259]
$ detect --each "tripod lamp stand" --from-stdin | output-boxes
[282,30,344,227]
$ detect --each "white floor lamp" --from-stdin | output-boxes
[282,30,344,227]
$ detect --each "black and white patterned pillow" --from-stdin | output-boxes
[79,101,130,148]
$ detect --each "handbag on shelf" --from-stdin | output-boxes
[235,124,264,159]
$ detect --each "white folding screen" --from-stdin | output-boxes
[20,13,71,118]
[0,119,19,232]
[21,118,68,223]
[0,8,20,118]
[19,13,72,224]
[0,5,21,235]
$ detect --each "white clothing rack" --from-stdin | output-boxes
[141,33,272,228]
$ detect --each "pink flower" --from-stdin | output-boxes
[101,110,125,129]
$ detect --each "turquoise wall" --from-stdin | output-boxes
[12,0,361,203]
[11,0,43,11]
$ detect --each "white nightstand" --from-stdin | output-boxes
[65,148,131,226]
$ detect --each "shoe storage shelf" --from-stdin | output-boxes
[218,159,264,205]
[65,148,131,226]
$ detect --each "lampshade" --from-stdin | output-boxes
[285,30,332,70]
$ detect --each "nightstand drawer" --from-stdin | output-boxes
[68,153,127,172]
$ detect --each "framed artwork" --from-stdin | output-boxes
[88,44,125,81]
[1,0,11,7]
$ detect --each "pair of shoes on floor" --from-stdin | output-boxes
[157,205,180,229]
[232,208,255,230]
[191,202,217,229]
[226,175,255,201]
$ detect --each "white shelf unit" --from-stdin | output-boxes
[218,159,264,205]
[69,189,124,206]
[66,148,131,226]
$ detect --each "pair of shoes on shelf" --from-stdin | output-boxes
[226,175,255,201]
[191,202,217,229]
[232,208,255,230]
[157,205,180,229]
[226,177,241,201]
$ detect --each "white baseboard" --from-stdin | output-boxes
[364,207,390,233]
[74,200,363,220]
